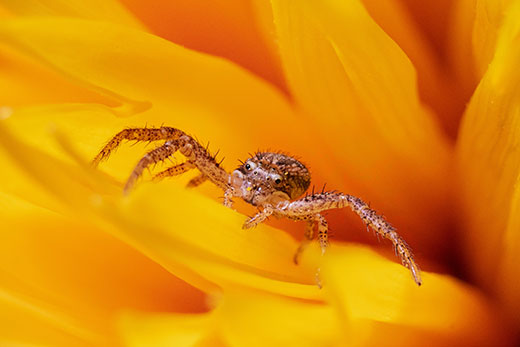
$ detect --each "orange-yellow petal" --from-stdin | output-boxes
[322,244,512,346]
[361,0,464,137]
[120,0,288,94]
[0,196,207,346]
[448,0,516,108]
[0,17,304,157]
[118,311,223,347]
[270,0,451,258]
[0,0,144,29]
[116,244,513,347]
[0,121,321,299]
[456,0,520,330]
[0,46,113,106]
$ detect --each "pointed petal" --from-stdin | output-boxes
[120,0,288,93]
[362,0,464,137]
[448,0,515,106]
[270,0,451,257]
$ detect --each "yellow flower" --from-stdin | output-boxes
[0,0,518,345]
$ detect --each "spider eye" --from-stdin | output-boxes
[271,173,282,185]
[244,161,256,171]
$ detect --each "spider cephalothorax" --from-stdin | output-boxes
[93,126,422,286]
[233,152,311,206]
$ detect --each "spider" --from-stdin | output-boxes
[92,126,422,286]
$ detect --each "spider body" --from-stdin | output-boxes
[93,126,422,286]
[233,152,310,206]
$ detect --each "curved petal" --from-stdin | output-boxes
[0,197,207,346]
[218,291,341,347]
[362,0,464,137]
[0,0,144,29]
[0,17,304,158]
[270,0,452,257]
[322,245,512,346]
[118,311,223,347]
[119,0,288,93]
[448,0,516,108]
[471,0,514,77]
[0,46,114,106]
[456,0,520,330]
[0,121,321,299]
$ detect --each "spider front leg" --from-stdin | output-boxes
[242,205,274,229]
[94,126,233,195]
[153,162,195,181]
[92,127,186,167]
[293,219,315,265]
[124,140,184,193]
[282,192,422,286]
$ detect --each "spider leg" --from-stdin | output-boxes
[281,192,422,286]
[316,214,329,255]
[223,188,234,208]
[124,140,181,194]
[153,162,195,181]
[94,126,234,197]
[293,219,316,265]
[92,127,186,167]
[187,173,208,188]
[242,205,274,229]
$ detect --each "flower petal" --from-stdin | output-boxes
[0,0,144,29]
[118,311,221,347]
[0,196,207,346]
[119,0,288,93]
[0,46,113,106]
[218,290,341,347]
[322,245,512,346]
[456,0,520,329]
[0,17,303,159]
[0,121,321,299]
[270,0,451,257]
[362,0,464,137]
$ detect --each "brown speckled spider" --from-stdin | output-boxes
[93,126,422,286]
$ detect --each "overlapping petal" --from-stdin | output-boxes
[0,17,311,161]
[116,245,510,347]
[361,0,463,136]
[0,0,517,345]
[270,0,451,257]
[0,196,207,346]
[0,120,320,299]
[456,0,520,329]
[119,0,288,93]
[1,0,144,29]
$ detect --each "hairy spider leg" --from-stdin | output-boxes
[293,219,316,265]
[93,127,233,196]
[124,141,180,193]
[153,162,195,181]
[315,214,329,255]
[92,127,187,167]
[279,192,422,286]
[186,173,208,188]
[242,205,274,229]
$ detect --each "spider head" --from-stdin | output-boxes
[231,152,311,206]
